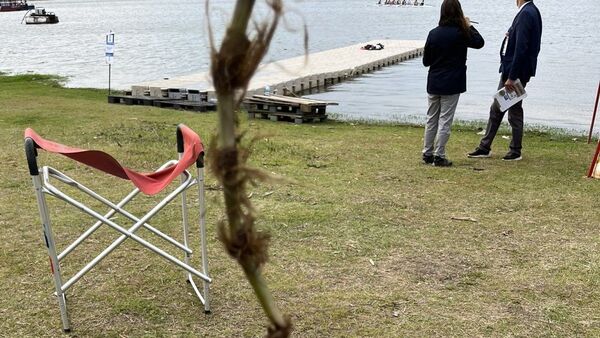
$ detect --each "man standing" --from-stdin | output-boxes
[468,0,542,161]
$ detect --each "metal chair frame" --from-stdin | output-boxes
[25,128,211,332]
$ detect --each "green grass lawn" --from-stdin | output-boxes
[1,74,599,337]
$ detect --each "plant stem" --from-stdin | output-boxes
[231,0,256,33]
[217,92,235,148]
[242,260,287,328]
[212,0,290,335]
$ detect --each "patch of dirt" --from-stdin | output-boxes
[377,250,488,287]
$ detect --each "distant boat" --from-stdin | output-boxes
[0,0,34,12]
[24,8,58,24]
[377,0,426,5]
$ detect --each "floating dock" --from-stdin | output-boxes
[130,39,424,98]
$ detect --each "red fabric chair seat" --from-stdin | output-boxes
[24,124,203,195]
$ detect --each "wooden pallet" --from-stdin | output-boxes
[109,93,216,112]
[247,94,335,113]
[187,89,208,102]
[163,89,209,102]
[248,111,328,124]
[245,100,327,115]
[107,95,156,106]
[243,94,335,123]
[153,100,217,112]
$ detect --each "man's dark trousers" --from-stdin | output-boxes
[476,1,541,157]
[479,75,527,155]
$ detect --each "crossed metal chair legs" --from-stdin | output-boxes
[25,125,211,331]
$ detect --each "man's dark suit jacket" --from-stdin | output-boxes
[500,1,543,84]
[423,25,485,95]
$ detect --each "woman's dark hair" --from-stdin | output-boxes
[439,0,470,37]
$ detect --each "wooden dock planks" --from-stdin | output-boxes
[130,39,424,98]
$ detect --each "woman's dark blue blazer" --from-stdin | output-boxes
[423,25,484,95]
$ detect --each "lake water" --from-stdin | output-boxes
[1,0,598,131]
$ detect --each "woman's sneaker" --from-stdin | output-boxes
[467,148,491,158]
[422,154,434,164]
[433,156,453,167]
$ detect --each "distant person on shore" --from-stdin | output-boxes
[421,0,484,167]
[468,0,542,161]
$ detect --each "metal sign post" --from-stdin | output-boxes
[105,31,115,95]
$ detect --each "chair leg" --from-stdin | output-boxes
[197,165,210,313]
[179,155,192,282]
[32,175,71,332]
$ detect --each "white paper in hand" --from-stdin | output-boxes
[494,79,527,111]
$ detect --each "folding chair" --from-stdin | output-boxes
[24,124,211,332]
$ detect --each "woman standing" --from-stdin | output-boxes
[422,0,484,167]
